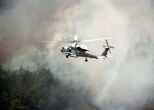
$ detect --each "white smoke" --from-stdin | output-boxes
[60,0,154,109]
[1,0,154,110]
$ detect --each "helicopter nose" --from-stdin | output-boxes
[61,47,64,52]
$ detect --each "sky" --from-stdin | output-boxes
[0,0,154,110]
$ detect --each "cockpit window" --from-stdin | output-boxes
[80,45,88,50]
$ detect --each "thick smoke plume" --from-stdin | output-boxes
[0,0,154,110]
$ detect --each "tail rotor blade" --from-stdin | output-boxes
[105,40,114,54]
[109,46,114,48]
[109,49,111,54]
[105,40,109,47]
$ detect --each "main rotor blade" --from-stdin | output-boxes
[74,35,78,41]
[38,40,67,44]
[38,40,52,43]
[82,37,111,43]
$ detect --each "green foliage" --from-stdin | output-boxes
[143,98,154,110]
[0,65,76,110]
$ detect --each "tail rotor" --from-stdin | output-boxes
[105,40,114,54]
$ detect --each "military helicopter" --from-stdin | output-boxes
[61,35,114,62]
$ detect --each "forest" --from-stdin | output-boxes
[0,65,153,110]
[0,65,97,110]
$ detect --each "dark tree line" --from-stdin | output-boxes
[143,98,154,110]
[1,65,153,110]
[0,65,96,110]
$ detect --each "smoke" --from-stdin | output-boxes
[0,0,154,110]
[74,0,154,110]
[0,0,79,64]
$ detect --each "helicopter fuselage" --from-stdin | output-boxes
[61,43,98,59]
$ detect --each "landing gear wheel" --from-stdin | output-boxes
[66,55,69,58]
[85,59,88,62]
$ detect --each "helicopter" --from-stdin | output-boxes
[60,35,114,62]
